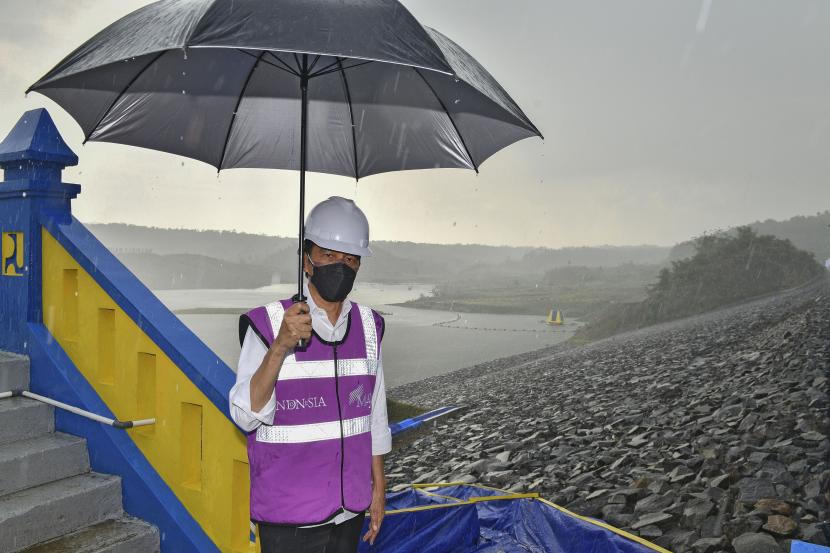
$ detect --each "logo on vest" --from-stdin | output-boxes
[348,383,372,408]
[275,396,327,411]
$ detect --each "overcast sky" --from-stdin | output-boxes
[1,1,828,248]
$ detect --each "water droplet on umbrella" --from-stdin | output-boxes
[179,136,184,141]
[182,90,186,94]
[453,99,460,104]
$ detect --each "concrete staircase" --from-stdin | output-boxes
[0,351,159,553]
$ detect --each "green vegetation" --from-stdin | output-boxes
[668,209,830,266]
[573,226,826,342]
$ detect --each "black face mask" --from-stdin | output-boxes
[307,255,357,302]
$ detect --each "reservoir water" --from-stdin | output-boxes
[154,283,578,388]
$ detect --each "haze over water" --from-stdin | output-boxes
[155,283,578,388]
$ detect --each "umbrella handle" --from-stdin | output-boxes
[292,293,309,350]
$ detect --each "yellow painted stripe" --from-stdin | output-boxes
[41,228,256,553]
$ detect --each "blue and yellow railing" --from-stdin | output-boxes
[1,109,257,551]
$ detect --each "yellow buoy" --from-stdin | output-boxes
[546,308,564,325]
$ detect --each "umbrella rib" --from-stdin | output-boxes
[413,68,478,173]
[82,50,166,145]
[218,50,266,171]
[237,49,298,77]
[309,57,341,77]
[307,55,322,74]
[337,58,360,181]
[266,52,301,77]
[310,60,373,79]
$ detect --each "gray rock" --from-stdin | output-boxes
[632,512,673,530]
[682,498,714,527]
[736,478,778,505]
[494,450,511,464]
[709,474,730,489]
[638,525,662,538]
[691,537,725,553]
[731,532,782,553]
[634,493,675,514]
[801,523,829,546]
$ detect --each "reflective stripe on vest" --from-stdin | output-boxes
[254,302,379,445]
[274,358,378,380]
[256,414,371,443]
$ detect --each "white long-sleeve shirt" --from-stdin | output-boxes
[229,282,392,527]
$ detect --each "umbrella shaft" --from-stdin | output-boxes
[297,70,308,301]
[295,56,309,349]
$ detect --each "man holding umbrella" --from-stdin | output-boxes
[28,3,541,548]
[230,196,391,552]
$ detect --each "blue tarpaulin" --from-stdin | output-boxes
[791,542,830,553]
[388,406,463,437]
[358,483,668,553]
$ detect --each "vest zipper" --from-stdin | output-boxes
[333,344,346,511]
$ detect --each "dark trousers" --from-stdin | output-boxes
[258,512,366,553]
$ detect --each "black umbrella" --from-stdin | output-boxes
[28,0,542,340]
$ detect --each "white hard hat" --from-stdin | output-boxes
[304,196,373,257]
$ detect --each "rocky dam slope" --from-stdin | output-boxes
[386,275,829,552]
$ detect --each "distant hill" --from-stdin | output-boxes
[87,223,668,289]
[667,210,830,264]
[575,226,827,341]
[86,224,294,265]
[517,245,671,272]
[86,209,829,290]
[114,252,274,290]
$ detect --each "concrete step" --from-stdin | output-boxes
[0,352,29,392]
[0,472,123,553]
[0,398,53,446]
[19,517,159,553]
[0,432,90,498]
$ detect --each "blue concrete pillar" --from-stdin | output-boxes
[0,108,80,354]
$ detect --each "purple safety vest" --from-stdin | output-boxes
[238,298,385,526]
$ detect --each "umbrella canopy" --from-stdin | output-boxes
[28,0,542,178]
[28,0,543,332]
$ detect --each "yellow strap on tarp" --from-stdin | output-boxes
[385,492,540,515]
[534,497,672,553]
[391,482,671,553]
